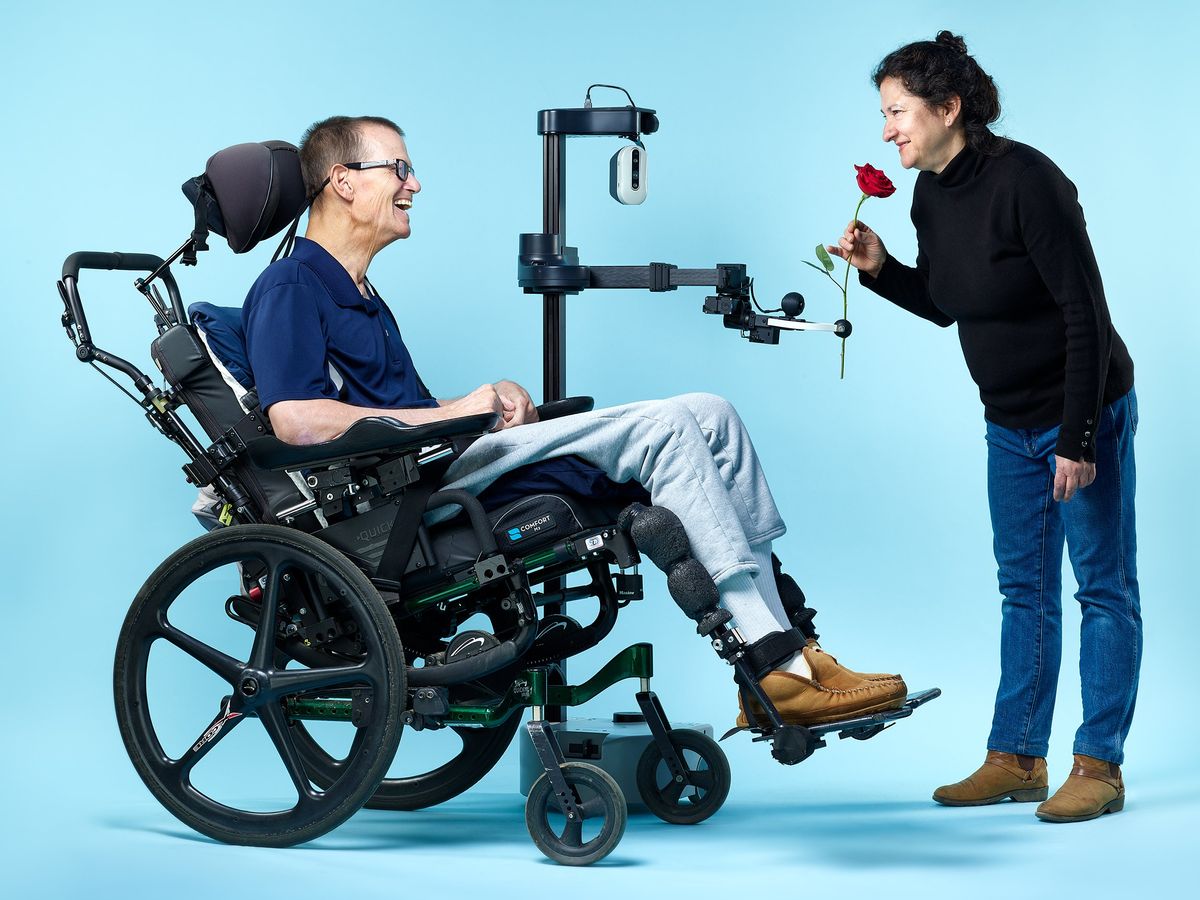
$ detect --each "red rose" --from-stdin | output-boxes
[854,163,896,198]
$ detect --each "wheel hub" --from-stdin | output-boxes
[239,675,262,698]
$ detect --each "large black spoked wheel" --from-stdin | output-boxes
[292,708,522,811]
[635,729,731,825]
[114,525,404,847]
[525,762,627,866]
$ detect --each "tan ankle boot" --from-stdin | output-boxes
[933,750,1048,806]
[1036,754,1125,822]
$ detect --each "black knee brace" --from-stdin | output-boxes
[618,503,722,628]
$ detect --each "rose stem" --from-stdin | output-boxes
[840,192,868,379]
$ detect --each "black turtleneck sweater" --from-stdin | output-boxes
[861,142,1133,462]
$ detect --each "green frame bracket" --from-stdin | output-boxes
[284,642,655,728]
[543,641,653,707]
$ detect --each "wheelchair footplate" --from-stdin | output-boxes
[723,688,942,766]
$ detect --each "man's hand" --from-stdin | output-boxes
[1053,455,1096,502]
[449,383,506,430]
[492,379,539,429]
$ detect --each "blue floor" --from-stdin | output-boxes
[13,729,1194,898]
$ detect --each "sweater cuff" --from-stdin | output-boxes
[1055,416,1098,463]
[857,255,893,294]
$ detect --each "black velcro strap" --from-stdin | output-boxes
[743,628,806,679]
[375,457,453,586]
[183,177,213,265]
[772,553,818,641]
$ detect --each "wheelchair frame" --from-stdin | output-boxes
[59,249,744,865]
[58,97,938,866]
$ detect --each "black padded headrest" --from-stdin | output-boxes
[182,141,306,254]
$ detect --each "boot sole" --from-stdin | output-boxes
[1035,793,1125,823]
[934,787,1049,807]
[737,694,907,730]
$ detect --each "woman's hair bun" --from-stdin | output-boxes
[935,30,969,55]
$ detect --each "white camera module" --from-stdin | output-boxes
[609,144,647,205]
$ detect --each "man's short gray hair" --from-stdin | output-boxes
[299,115,405,199]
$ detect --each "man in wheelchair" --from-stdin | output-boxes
[59,110,942,864]
[241,113,908,727]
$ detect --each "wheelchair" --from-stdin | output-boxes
[58,138,937,866]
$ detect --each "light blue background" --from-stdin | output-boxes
[3,0,1197,895]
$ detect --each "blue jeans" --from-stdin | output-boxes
[985,389,1141,764]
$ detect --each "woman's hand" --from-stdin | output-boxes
[827,219,887,279]
[1054,456,1097,502]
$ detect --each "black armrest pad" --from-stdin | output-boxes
[536,396,594,421]
[247,413,499,470]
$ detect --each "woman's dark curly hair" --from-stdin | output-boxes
[873,31,1010,156]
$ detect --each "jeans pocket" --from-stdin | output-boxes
[1129,391,1139,435]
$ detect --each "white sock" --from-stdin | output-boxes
[750,543,790,628]
[721,552,812,679]
[751,543,811,677]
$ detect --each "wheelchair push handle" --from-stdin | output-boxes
[62,251,167,282]
[61,250,186,324]
[59,249,187,355]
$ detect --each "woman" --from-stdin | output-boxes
[828,31,1140,822]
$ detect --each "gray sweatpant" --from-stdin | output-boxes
[441,393,787,584]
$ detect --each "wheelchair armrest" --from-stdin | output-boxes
[536,396,594,421]
[246,413,500,470]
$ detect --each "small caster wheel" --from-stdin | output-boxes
[636,728,731,825]
[525,762,627,866]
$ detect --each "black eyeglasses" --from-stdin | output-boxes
[343,159,415,182]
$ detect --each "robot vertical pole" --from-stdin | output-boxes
[542,132,567,401]
[542,131,568,722]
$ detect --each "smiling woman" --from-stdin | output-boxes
[826,29,1141,826]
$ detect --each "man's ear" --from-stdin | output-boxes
[329,164,354,200]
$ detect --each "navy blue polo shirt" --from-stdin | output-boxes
[243,237,438,412]
[241,237,650,509]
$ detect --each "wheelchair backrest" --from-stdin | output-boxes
[149,317,315,525]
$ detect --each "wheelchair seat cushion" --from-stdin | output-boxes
[477,458,649,512]
[421,491,634,581]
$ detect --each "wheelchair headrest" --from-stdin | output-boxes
[182,141,306,254]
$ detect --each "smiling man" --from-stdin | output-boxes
[242,114,909,728]
[244,116,525,443]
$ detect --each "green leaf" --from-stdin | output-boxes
[801,260,827,274]
[815,244,835,272]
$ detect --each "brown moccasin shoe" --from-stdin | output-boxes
[1036,754,1125,823]
[735,663,907,728]
[933,750,1049,806]
[806,638,903,685]
[803,643,906,691]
